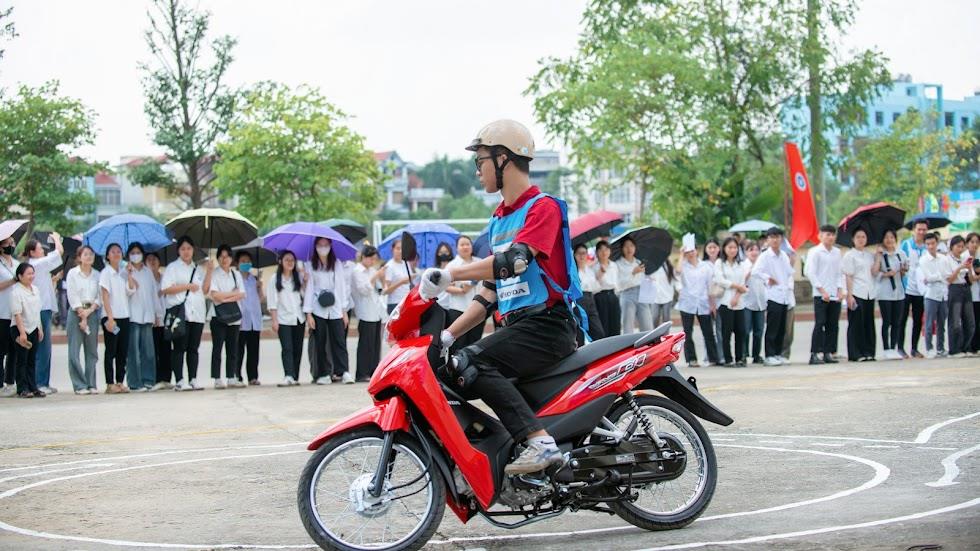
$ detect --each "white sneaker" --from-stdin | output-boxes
[315,376,332,385]
[341,372,355,384]
[189,378,205,390]
[776,355,789,364]
[504,439,564,475]
[290,377,301,386]
[74,388,91,395]
[278,376,296,387]
[174,380,192,392]
[39,386,58,394]
[133,387,148,393]
[214,378,227,389]
[764,356,782,366]
[0,385,16,398]
[227,378,246,388]
[925,350,937,359]
[150,382,168,392]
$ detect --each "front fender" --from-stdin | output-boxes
[307,395,410,451]
[637,364,734,426]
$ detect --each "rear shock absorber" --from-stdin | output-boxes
[625,392,666,449]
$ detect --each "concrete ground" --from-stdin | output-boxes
[0,321,978,550]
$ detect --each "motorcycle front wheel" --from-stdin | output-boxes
[297,427,446,551]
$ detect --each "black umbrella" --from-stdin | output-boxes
[232,237,278,269]
[153,242,207,266]
[320,218,368,244]
[610,226,673,274]
[837,202,906,248]
[903,212,952,230]
[165,208,258,249]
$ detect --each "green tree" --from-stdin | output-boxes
[951,118,979,191]
[137,0,237,208]
[0,83,100,235]
[416,156,479,198]
[0,5,16,63]
[214,82,385,228]
[439,194,492,220]
[853,110,966,214]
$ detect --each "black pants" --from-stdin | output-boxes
[356,320,382,381]
[764,301,788,358]
[594,289,621,336]
[576,292,606,345]
[718,306,746,363]
[236,329,260,382]
[948,284,976,355]
[846,297,876,360]
[465,306,577,442]
[171,321,203,382]
[680,312,719,364]
[744,309,764,360]
[312,315,349,379]
[102,317,130,385]
[210,320,240,379]
[10,327,38,393]
[879,299,904,351]
[0,318,14,385]
[811,298,841,354]
[972,302,980,353]
[152,326,172,383]
[900,294,924,353]
[278,323,305,379]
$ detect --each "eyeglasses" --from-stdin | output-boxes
[473,155,495,174]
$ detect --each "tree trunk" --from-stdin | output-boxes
[806,0,826,225]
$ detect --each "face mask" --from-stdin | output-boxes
[129,253,143,264]
[239,262,253,273]
[2,245,13,256]
[437,253,454,263]
[316,246,331,257]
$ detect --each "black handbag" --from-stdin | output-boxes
[317,290,336,307]
[213,271,243,324]
[163,266,197,341]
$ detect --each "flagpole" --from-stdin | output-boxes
[783,148,790,230]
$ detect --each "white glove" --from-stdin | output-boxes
[419,268,452,300]
[440,329,456,350]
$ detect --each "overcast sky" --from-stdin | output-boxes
[2,0,978,167]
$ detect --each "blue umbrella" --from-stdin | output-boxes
[263,222,358,262]
[378,222,460,269]
[903,212,952,230]
[472,226,491,258]
[84,214,172,256]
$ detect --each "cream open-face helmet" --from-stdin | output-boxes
[465,120,535,189]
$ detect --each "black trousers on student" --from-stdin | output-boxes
[948,284,976,356]
[594,289,621,337]
[680,311,719,364]
[355,320,382,381]
[278,323,305,380]
[171,321,203,382]
[879,299,904,351]
[811,298,841,355]
[846,297,876,361]
[210,320,240,379]
[102,317,130,385]
[900,294,924,353]
[10,327,38,393]
[312,315,349,379]
[575,292,606,345]
[236,329,260,382]
[972,301,980,353]
[0,318,15,385]
[152,326,172,383]
[764,301,788,358]
[464,305,577,442]
[718,305,746,364]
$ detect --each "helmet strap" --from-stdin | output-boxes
[491,149,511,191]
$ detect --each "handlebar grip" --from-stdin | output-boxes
[429,271,441,285]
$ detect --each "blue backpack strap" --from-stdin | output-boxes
[539,193,591,343]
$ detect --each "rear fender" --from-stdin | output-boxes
[306,395,410,451]
[636,364,734,426]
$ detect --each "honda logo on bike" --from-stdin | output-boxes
[583,353,647,392]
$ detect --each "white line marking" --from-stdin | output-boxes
[629,497,980,550]
[862,445,899,449]
[430,444,890,545]
[914,411,980,444]
[917,447,957,451]
[925,443,980,487]
[0,464,115,484]
[719,432,912,444]
[810,443,844,447]
[757,440,793,445]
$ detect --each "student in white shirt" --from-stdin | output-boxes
[66,245,101,394]
[161,236,211,391]
[946,235,976,357]
[206,244,246,389]
[874,229,908,360]
[99,243,136,393]
[592,240,620,336]
[647,262,680,328]
[804,225,845,365]
[381,239,414,314]
[968,232,980,355]
[351,246,385,381]
[124,243,158,392]
[234,251,264,386]
[677,239,720,367]
[899,220,929,357]
[268,250,306,386]
[842,228,879,362]
[145,252,172,391]
[444,236,485,351]
[703,238,725,360]
[616,237,653,333]
[918,232,951,357]
[434,242,455,313]
[304,237,353,385]
[714,237,750,367]
[23,234,64,395]
[10,262,44,398]
[742,242,767,364]
[0,234,19,397]
[574,243,605,344]
[751,227,794,365]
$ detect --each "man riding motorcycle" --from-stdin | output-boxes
[421,119,586,475]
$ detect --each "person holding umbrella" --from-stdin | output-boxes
[899,219,930,358]
[125,243,158,391]
[303,237,353,385]
[874,230,908,360]
[99,243,136,393]
[592,240,620,336]
[0,225,23,397]
[234,250,264,386]
[677,235,720,367]
[161,236,211,391]
[22,234,64,395]
[752,227,795,366]
[842,228,879,362]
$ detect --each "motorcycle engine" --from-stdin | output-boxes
[498,474,554,509]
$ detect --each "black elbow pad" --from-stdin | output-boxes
[492,243,532,279]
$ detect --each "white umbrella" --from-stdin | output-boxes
[728,219,778,233]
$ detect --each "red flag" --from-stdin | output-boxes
[784,142,819,249]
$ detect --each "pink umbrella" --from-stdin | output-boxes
[570,210,624,246]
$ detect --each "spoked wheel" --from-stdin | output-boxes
[297,428,445,551]
[606,395,717,530]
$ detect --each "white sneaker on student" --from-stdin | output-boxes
[0,385,16,398]
[341,372,355,384]
[150,382,168,392]
[278,376,295,387]
[133,387,148,393]
[925,350,937,359]
[227,378,246,388]
[74,388,91,395]
[38,386,58,394]
[315,376,332,385]
[174,380,192,392]
[214,378,227,389]
[764,356,782,366]
[189,378,205,390]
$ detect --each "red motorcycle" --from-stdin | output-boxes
[298,285,733,551]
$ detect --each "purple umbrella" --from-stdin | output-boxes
[262,222,357,262]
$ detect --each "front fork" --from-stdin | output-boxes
[369,431,397,498]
